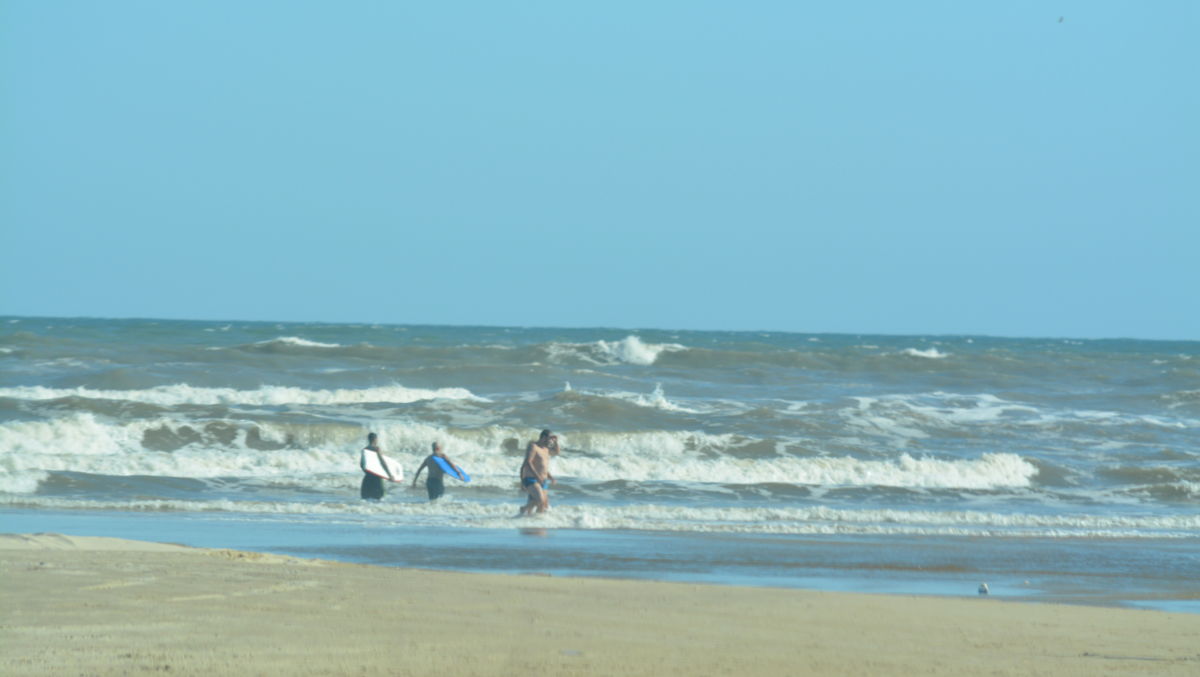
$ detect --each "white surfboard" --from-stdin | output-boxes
[361,448,403,482]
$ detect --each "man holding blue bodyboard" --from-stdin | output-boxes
[411,441,468,500]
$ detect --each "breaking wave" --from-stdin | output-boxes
[545,335,687,366]
[0,412,1039,494]
[0,384,486,407]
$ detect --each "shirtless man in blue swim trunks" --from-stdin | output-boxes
[518,429,559,517]
[411,441,461,501]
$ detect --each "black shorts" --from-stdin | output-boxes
[361,473,385,500]
[426,475,445,500]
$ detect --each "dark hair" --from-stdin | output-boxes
[540,429,552,439]
[367,432,378,443]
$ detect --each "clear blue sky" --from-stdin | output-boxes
[2,1,1196,339]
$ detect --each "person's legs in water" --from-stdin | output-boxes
[426,475,445,501]
[519,479,546,516]
[361,473,384,500]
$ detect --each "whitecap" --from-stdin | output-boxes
[255,336,343,348]
[0,383,487,406]
[902,348,950,359]
[547,335,687,366]
[601,384,703,414]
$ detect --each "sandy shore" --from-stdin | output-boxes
[1,533,1196,676]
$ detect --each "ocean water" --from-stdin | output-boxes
[2,317,1197,610]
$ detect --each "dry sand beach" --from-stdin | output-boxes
[2,533,1197,676]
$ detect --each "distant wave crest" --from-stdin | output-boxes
[0,384,485,407]
[546,335,687,366]
[902,347,950,359]
[256,336,344,349]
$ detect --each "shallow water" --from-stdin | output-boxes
[6,508,1197,613]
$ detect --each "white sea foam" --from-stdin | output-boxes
[0,414,355,485]
[597,336,680,365]
[0,415,506,493]
[842,393,1047,442]
[513,503,1200,537]
[586,384,704,414]
[902,348,949,359]
[2,495,1195,539]
[0,466,45,493]
[898,392,1039,425]
[34,358,92,369]
[1021,407,1199,431]
[846,405,929,440]
[547,335,686,366]
[255,336,344,348]
[0,384,486,406]
[406,427,1037,490]
[1166,390,1200,410]
[1177,481,1200,498]
[561,436,1037,490]
[780,400,810,415]
[0,416,1038,494]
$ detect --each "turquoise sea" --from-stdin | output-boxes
[2,317,1197,611]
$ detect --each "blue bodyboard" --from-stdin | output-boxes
[434,456,470,482]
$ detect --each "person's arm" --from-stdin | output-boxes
[411,458,428,486]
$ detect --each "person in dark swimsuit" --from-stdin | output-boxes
[411,441,461,501]
[360,432,386,500]
[518,429,559,517]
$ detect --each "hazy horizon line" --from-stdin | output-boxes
[2,313,1194,344]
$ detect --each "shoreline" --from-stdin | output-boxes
[3,533,1198,676]
[6,508,1198,615]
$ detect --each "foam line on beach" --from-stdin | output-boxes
[4,497,1197,538]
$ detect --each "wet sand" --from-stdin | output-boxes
[2,533,1197,676]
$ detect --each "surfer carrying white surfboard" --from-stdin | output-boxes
[359,432,404,501]
[518,429,560,517]
[359,432,396,500]
[411,441,463,501]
